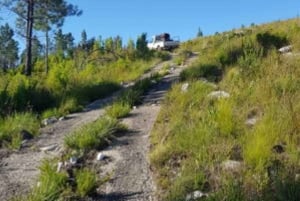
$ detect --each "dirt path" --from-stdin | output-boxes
[99,54,199,201]
[0,54,198,201]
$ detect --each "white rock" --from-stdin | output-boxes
[42,117,58,126]
[57,162,63,172]
[96,152,105,161]
[278,45,292,53]
[70,157,77,165]
[222,160,242,171]
[151,80,157,84]
[208,91,230,99]
[186,190,208,201]
[133,106,137,110]
[245,117,258,126]
[181,83,189,92]
[40,144,58,152]
[59,116,65,121]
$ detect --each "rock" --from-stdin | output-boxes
[20,129,34,140]
[186,190,208,201]
[59,116,65,121]
[133,106,137,110]
[96,152,105,161]
[272,144,285,154]
[42,117,58,126]
[181,83,189,92]
[295,174,300,181]
[208,91,230,99]
[222,160,242,172]
[69,157,78,165]
[151,80,157,84]
[57,162,63,172]
[245,117,258,126]
[40,144,58,152]
[278,45,292,53]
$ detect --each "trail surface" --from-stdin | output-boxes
[0,54,198,201]
[99,54,198,201]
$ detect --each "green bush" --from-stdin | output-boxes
[105,101,131,118]
[0,113,39,149]
[75,168,97,197]
[64,117,120,152]
[27,160,68,201]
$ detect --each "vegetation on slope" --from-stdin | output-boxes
[151,18,300,201]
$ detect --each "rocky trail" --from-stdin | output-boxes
[0,53,198,201]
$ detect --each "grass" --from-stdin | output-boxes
[0,113,39,149]
[64,116,122,152]
[105,101,131,119]
[24,160,68,201]
[150,18,300,201]
[75,168,97,197]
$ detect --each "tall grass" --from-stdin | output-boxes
[151,18,300,200]
[0,113,39,149]
[75,168,97,197]
[64,117,121,152]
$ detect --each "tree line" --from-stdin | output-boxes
[0,0,151,76]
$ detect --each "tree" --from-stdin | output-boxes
[1,0,81,75]
[80,29,87,50]
[197,27,203,37]
[33,0,81,73]
[54,29,74,57]
[0,23,19,70]
[136,33,149,59]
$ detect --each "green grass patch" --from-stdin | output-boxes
[64,117,122,152]
[105,101,131,119]
[0,113,39,149]
[75,168,98,197]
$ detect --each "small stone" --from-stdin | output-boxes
[295,174,300,181]
[245,117,258,126]
[96,152,105,161]
[59,116,65,121]
[222,160,242,172]
[278,45,292,53]
[208,91,230,99]
[186,190,208,201]
[42,117,58,126]
[181,83,189,92]
[57,162,63,172]
[151,80,157,84]
[40,144,58,152]
[133,106,137,110]
[69,157,77,165]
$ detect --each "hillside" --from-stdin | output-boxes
[150,18,300,201]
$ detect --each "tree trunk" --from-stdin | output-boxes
[45,29,49,74]
[25,0,34,76]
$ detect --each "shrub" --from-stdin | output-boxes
[0,113,39,149]
[105,101,131,118]
[75,168,97,197]
[64,117,120,152]
[256,32,288,53]
[27,160,68,201]
[59,97,83,115]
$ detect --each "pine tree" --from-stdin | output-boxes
[1,0,81,75]
[0,23,19,70]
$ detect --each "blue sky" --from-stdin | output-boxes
[63,0,300,44]
[2,0,300,47]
